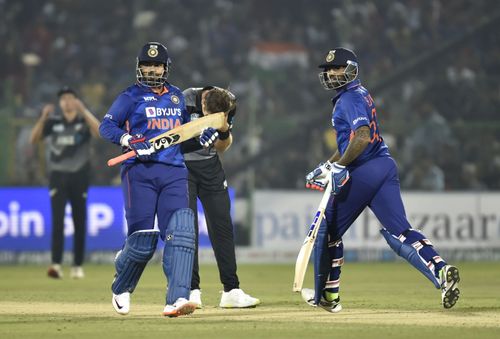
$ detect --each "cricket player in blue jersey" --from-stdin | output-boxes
[99,42,197,317]
[302,47,460,312]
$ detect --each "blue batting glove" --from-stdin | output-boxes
[305,161,332,191]
[331,163,350,195]
[129,134,155,162]
[199,127,219,148]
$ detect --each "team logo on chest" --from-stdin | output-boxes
[171,95,180,104]
[53,124,64,132]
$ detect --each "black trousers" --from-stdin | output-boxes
[49,165,89,266]
[186,157,239,292]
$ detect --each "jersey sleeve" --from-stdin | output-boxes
[181,138,202,154]
[99,93,134,145]
[342,93,370,130]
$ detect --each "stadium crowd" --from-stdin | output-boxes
[1,0,499,192]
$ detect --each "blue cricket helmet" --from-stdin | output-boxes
[136,42,172,87]
[318,47,359,90]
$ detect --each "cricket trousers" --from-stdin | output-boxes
[49,164,89,266]
[325,156,412,238]
[120,162,189,238]
[319,156,446,294]
[186,156,240,292]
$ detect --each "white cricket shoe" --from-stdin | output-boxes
[70,266,85,279]
[219,289,260,308]
[189,289,203,309]
[163,298,197,317]
[112,292,130,315]
[301,288,342,313]
[439,265,460,309]
[47,264,63,279]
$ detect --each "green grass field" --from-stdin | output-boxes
[1,262,499,338]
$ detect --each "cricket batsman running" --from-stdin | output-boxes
[302,47,460,312]
[100,42,197,317]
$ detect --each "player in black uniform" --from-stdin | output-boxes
[30,87,100,279]
[182,87,260,308]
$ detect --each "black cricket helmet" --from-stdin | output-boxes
[136,42,172,87]
[318,47,359,90]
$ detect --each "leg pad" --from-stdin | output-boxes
[381,228,441,288]
[163,208,196,305]
[313,220,330,305]
[112,230,159,294]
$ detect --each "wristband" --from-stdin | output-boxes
[218,129,230,140]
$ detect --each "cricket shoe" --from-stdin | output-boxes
[219,289,260,308]
[189,289,203,309]
[163,298,197,317]
[301,288,342,313]
[112,292,130,315]
[439,265,460,309]
[70,266,85,279]
[47,264,63,279]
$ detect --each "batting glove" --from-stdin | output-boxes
[305,161,332,191]
[128,134,155,162]
[331,162,350,195]
[199,127,219,148]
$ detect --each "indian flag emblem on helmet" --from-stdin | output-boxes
[148,46,159,57]
[326,50,336,62]
[171,95,180,104]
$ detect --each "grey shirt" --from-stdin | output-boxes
[182,87,218,161]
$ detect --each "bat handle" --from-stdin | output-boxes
[107,150,135,167]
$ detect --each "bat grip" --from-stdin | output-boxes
[107,150,135,167]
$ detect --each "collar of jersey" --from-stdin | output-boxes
[332,79,361,102]
[137,83,170,96]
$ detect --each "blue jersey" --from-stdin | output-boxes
[331,79,389,167]
[100,83,190,166]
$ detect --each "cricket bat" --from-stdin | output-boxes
[107,112,225,167]
[292,182,332,292]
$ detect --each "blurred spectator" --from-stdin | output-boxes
[1,0,498,191]
[403,151,445,191]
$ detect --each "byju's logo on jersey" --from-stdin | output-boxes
[143,96,157,102]
[145,107,182,117]
[146,107,157,118]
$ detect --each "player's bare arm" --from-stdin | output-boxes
[328,150,341,163]
[30,104,54,144]
[214,133,232,153]
[337,126,371,166]
[214,119,232,153]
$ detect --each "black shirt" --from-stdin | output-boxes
[43,115,91,173]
